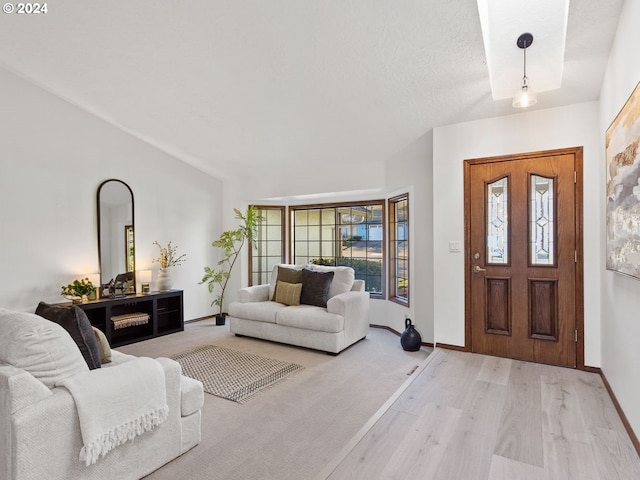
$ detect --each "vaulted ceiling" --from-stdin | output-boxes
[0,0,624,178]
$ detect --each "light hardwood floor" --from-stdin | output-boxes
[321,349,640,480]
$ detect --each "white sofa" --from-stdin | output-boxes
[228,264,370,354]
[0,309,204,480]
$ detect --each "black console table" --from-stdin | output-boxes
[75,290,184,347]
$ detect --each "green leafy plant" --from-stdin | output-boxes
[311,257,382,292]
[311,258,334,266]
[61,277,96,298]
[201,206,263,315]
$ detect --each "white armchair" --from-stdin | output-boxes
[0,310,203,480]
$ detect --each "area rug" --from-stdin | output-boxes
[171,345,304,403]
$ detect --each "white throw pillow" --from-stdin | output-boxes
[0,310,89,388]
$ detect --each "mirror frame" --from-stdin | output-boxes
[97,179,135,295]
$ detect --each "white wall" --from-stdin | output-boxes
[433,102,602,367]
[0,68,223,321]
[598,0,640,440]
[383,131,434,341]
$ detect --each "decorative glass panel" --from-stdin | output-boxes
[530,175,555,265]
[487,177,508,264]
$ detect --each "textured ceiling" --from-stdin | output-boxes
[0,0,624,179]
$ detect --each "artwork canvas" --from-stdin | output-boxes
[606,81,640,278]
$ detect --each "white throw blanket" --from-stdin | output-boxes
[62,357,169,466]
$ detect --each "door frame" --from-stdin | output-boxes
[463,147,585,369]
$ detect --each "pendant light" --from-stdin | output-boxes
[512,33,537,108]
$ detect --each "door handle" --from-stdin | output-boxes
[474,265,487,273]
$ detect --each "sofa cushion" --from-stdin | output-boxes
[307,265,355,299]
[92,326,112,364]
[300,268,334,307]
[269,264,304,300]
[228,301,286,324]
[35,302,102,370]
[0,310,89,388]
[276,305,344,333]
[274,281,303,306]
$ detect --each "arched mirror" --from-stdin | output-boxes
[97,179,135,295]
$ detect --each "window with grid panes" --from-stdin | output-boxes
[290,201,385,297]
[249,206,285,286]
[389,194,409,305]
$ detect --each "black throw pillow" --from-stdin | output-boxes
[300,268,334,308]
[35,302,102,370]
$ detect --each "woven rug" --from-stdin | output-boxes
[171,345,304,403]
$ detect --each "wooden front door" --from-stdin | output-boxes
[465,148,583,367]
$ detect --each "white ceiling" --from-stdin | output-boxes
[0,0,624,179]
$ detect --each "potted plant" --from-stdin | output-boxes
[61,277,97,304]
[201,206,262,325]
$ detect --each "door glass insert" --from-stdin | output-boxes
[530,175,555,265]
[487,177,508,264]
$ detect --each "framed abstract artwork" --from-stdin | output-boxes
[606,81,640,278]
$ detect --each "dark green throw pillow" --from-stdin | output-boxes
[35,302,102,370]
[272,266,304,300]
[300,268,334,308]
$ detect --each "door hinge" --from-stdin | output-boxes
[575,251,578,263]
[574,171,577,183]
[575,329,578,343]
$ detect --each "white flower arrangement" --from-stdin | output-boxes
[153,241,186,268]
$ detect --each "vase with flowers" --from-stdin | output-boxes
[153,241,186,291]
[61,277,97,304]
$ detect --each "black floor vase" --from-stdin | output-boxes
[400,318,422,351]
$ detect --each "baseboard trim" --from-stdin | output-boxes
[434,342,468,352]
[185,315,216,324]
[581,365,601,374]
[597,368,640,457]
[370,324,434,348]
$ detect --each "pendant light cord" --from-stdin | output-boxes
[522,39,528,85]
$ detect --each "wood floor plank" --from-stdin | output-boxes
[567,369,628,433]
[590,427,640,480]
[487,455,546,480]
[494,360,544,467]
[456,377,508,437]
[540,370,591,443]
[389,350,453,415]
[477,356,513,386]
[377,402,462,479]
[431,430,495,480]
[326,409,417,480]
[543,430,600,480]
[392,350,484,415]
